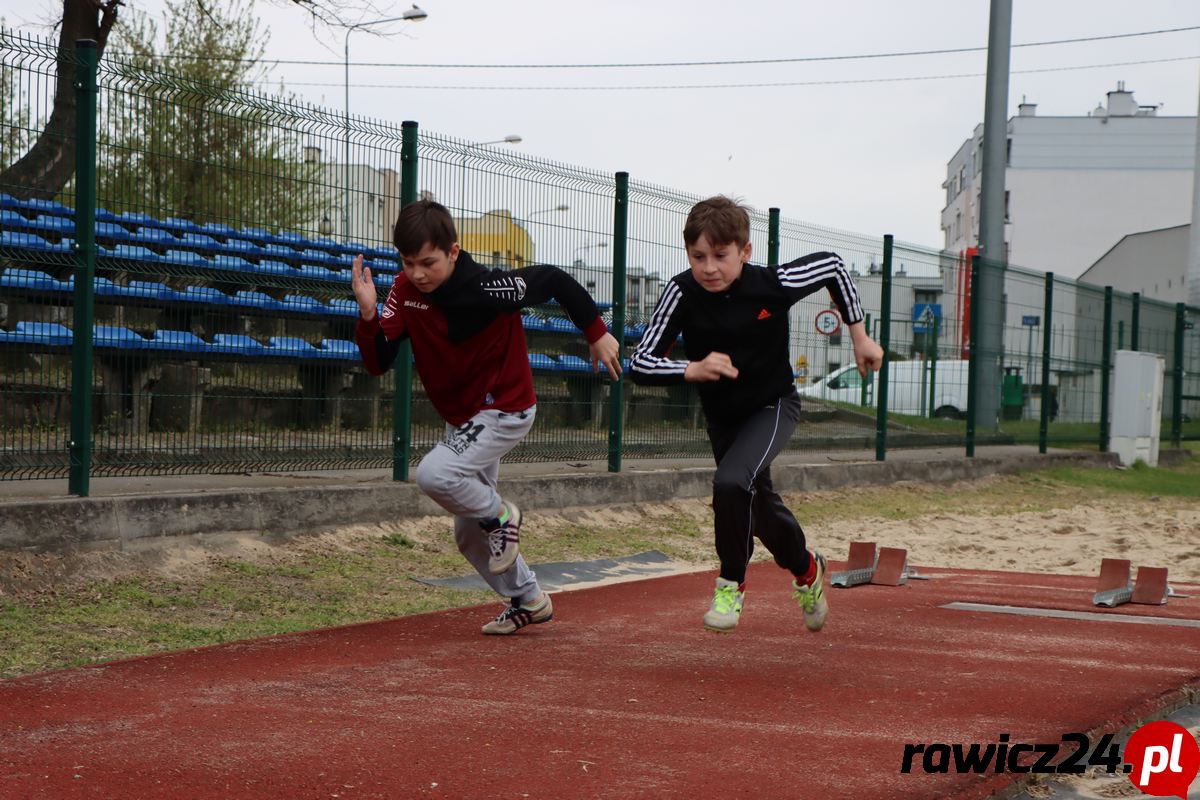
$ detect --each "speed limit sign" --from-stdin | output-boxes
[815,309,842,336]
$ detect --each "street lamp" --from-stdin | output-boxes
[460,135,522,213]
[529,204,570,220]
[343,6,428,241]
[573,241,608,263]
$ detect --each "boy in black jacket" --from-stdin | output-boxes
[630,196,883,633]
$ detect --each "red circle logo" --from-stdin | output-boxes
[1124,721,1199,799]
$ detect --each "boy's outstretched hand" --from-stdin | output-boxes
[850,323,884,376]
[685,351,739,382]
[350,254,377,321]
[590,332,623,380]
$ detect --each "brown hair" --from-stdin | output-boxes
[393,199,458,256]
[683,195,750,248]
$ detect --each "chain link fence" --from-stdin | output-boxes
[1,30,1196,489]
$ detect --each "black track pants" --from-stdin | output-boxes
[708,392,810,585]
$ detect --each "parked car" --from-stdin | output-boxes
[798,359,970,419]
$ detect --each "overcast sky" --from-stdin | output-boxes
[6,0,1200,251]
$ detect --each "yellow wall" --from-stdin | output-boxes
[454,210,533,268]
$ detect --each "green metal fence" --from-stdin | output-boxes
[1,29,1196,491]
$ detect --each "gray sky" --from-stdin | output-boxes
[7,0,1200,250]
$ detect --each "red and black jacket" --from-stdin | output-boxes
[356,250,608,425]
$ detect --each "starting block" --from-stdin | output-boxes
[1091,558,1185,607]
[830,541,925,588]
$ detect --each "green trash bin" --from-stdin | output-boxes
[1001,368,1024,421]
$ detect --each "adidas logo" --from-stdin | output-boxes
[757,308,772,320]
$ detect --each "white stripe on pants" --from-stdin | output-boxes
[415,406,540,604]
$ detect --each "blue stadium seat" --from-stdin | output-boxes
[209,254,253,273]
[92,276,125,297]
[328,299,360,317]
[0,194,18,211]
[297,264,338,282]
[102,244,162,264]
[372,272,394,288]
[302,248,335,266]
[0,321,73,346]
[521,314,549,332]
[0,230,66,251]
[211,334,266,355]
[0,269,67,291]
[95,208,121,223]
[262,243,299,261]
[131,227,176,247]
[251,259,296,277]
[28,214,75,235]
[275,231,308,247]
[368,246,395,260]
[147,329,209,353]
[96,222,136,242]
[556,354,591,373]
[267,336,319,357]
[240,226,272,242]
[158,217,202,235]
[545,316,576,334]
[116,211,158,227]
[528,353,558,372]
[318,338,359,360]
[220,238,263,258]
[178,233,222,253]
[15,198,71,217]
[199,222,238,238]
[281,295,325,314]
[181,286,232,306]
[0,209,30,228]
[94,325,150,350]
[330,253,355,270]
[231,290,282,310]
[339,241,370,257]
[162,250,209,268]
[127,280,175,300]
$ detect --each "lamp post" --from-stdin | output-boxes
[343,6,428,241]
[460,135,522,213]
[529,204,569,220]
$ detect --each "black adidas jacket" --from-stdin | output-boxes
[629,252,864,426]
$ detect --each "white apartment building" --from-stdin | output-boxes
[941,83,1196,280]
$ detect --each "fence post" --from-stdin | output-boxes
[392,120,418,482]
[1130,292,1140,351]
[767,207,780,267]
[68,39,99,497]
[1099,286,1113,453]
[1039,272,1054,454]
[1173,302,1185,448]
[966,255,981,457]
[874,235,893,461]
[861,313,871,407]
[927,317,939,418]
[607,172,629,473]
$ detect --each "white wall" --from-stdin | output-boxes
[1006,168,1193,278]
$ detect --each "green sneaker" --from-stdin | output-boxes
[703,578,744,633]
[792,552,828,632]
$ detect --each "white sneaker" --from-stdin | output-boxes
[702,578,744,633]
[481,593,553,635]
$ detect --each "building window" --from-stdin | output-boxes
[1006,138,1012,166]
[1004,190,1010,222]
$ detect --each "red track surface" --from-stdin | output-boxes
[2,564,1198,800]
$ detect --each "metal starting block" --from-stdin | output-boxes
[830,541,926,588]
[1092,558,1185,607]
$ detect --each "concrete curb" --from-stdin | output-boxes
[0,450,1119,553]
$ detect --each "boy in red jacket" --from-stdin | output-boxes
[354,200,621,634]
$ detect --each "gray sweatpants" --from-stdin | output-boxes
[414,406,540,604]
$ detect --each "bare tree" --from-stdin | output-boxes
[0,0,375,200]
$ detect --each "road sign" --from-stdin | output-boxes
[815,309,842,336]
[1022,315,1040,327]
[912,303,942,334]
